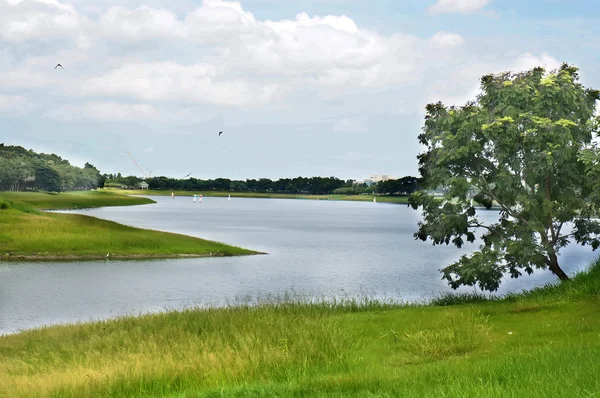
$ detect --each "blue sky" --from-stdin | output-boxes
[1,0,599,180]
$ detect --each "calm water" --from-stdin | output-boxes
[0,196,597,335]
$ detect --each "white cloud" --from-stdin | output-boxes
[423,52,561,107]
[45,101,160,121]
[513,52,561,72]
[99,5,184,40]
[0,0,89,45]
[75,62,283,106]
[43,100,223,123]
[430,32,465,48]
[0,0,563,125]
[427,0,491,14]
[0,0,442,107]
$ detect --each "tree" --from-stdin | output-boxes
[377,177,420,195]
[35,165,62,193]
[408,63,600,292]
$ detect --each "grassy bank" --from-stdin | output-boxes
[102,188,410,204]
[0,191,257,260]
[1,259,599,397]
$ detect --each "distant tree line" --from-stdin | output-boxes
[105,174,421,196]
[1,144,421,196]
[107,175,353,195]
[0,145,103,193]
[376,176,420,195]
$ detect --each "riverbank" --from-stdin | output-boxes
[102,188,410,204]
[1,259,599,397]
[0,191,258,261]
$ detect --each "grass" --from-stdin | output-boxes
[1,258,599,397]
[102,188,411,204]
[0,191,258,260]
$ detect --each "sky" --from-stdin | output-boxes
[0,0,599,181]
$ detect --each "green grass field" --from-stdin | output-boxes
[102,188,410,204]
[0,191,257,260]
[1,259,599,397]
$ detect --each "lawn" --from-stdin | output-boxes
[0,191,258,260]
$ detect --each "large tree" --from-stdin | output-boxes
[409,64,600,292]
[35,165,62,193]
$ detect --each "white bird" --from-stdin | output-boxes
[106,253,110,258]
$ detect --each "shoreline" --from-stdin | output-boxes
[0,191,259,261]
[0,251,266,262]
[101,188,411,204]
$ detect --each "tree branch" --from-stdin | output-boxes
[475,163,530,226]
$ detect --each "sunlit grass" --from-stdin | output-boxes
[0,191,257,260]
[1,190,155,210]
[1,260,599,397]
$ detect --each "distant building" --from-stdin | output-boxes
[353,175,397,186]
[139,181,149,190]
[369,175,397,183]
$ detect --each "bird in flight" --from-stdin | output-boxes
[218,131,223,136]
[55,64,63,69]
[184,173,192,178]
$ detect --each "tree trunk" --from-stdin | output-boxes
[548,251,569,281]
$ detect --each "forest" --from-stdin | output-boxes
[0,144,103,192]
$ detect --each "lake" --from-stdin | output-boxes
[0,196,596,335]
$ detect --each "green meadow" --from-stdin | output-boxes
[0,191,257,260]
[1,258,599,397]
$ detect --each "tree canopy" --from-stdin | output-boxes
[0,145,101,192]
[377,176,420,195]
[409,63,600,291]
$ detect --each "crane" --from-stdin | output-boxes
[126,151,152,178]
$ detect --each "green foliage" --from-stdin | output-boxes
[333,186,375,195]
[105,175,395,196]
[0,145,101,191]
[409,63,600,291]
[34,165,62,193]
[377,176,420,195]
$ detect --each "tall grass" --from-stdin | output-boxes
[1,260,599,397]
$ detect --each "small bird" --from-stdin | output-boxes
[184,173,192,178]
[54,64,63,69]
[106,253,110,258]
[218,131,223,136]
